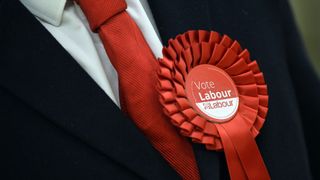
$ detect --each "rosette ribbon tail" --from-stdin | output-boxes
[216,115,270,180]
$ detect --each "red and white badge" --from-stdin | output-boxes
[185,64,239,122]
[157,30,270,180]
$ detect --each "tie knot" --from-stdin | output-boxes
[77,0,127,31]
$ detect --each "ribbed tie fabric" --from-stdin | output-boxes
[76,0,200,179]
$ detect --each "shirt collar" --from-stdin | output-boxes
[20,0,67,26]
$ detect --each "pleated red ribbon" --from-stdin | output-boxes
[157,30,270,180]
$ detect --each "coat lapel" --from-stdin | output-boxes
[147,1,226,179]
[0,1,178,179]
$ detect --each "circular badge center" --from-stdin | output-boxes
[185,64,239,122]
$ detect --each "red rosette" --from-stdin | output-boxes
[157,30,270,179]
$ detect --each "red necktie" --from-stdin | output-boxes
[77,0,200,179]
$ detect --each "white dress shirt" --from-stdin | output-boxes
[19,0,163,107]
